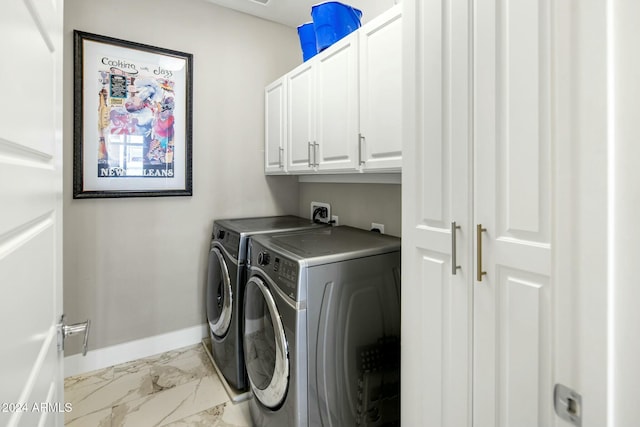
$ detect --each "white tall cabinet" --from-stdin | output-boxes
[473,0,553,425]
[402,0,554,426]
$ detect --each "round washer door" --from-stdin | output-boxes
[206,247,232,338]
[243,276,289,409]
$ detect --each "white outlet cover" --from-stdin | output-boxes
[310,201,331,223]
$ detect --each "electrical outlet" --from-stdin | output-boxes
[371,222,385,234]
[331,215,339,226]
[310,201,331,224]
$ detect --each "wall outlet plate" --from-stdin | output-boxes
[371,222,385,234]
[310,201,331,224]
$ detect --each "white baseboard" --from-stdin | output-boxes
[64,324,208,378]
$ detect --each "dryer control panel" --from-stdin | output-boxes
[212,225,240,260]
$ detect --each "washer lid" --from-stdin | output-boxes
[253,226,401,266]
[215,215,324,235]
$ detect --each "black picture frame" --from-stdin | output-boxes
[73,30,193,198]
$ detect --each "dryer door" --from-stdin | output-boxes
[243,276,289,409]
[206,247,233,338]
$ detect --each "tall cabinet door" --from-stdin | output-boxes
[287,62,315,172]
[473,0,553,426]
[359,5,403,171]
[401,0,472,426]
[315,34,359,171]
[264,78,286,174]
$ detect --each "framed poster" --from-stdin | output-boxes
[73,30,193,198]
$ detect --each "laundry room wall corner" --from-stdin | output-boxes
[298,183,401,236]
[62,0,300,360]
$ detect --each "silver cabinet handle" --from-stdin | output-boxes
[358,134,366,165]
[278,147,284,168]
[308,141,313,168]
[58,315,91,356]
[476,224,487,282]
[451,221,461,275]
[313,141,319,167]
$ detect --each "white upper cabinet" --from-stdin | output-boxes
[359,5,403,171]
[286,61,315,172]
[264,77,287,174]
[315,33,360,172]
[265,4,402,176]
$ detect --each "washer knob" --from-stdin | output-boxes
[257,251,270,266]
[216,229,226,239]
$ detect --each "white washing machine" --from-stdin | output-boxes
[206,216,326,391]
[243,226,401,426]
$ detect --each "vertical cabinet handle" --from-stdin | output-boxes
[451,221,461,275]
[278,147,284,168]
[358,134,366,165]
[308,141,313,168]
[476,224,487,282]
[313,141,319,167]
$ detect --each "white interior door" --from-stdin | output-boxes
[552,0,608,425]
[0,1,64,426]
[473,0,553,425]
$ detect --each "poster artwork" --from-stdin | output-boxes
[97,57,176,178]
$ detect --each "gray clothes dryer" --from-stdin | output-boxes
[206,216,326,391]
[243,226,401,427]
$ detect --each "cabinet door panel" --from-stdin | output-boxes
[473,0,553,426]
[315,35,359,171]
[265,78,286,174]
[360,7,402,170]
[287,63,315,172]
[402,1,471,426]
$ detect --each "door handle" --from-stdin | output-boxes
[308,141,313,168]
[451,221,461,275]
[58,315,91,356]
[476,224,487,282]
[278,147,284,168]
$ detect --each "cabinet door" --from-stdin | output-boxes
[315,33,359,172]
[473,0,553,426]
[359,5,403,171]
[401,0,472,426]
[287,62,315,172]
[264,78,286,174]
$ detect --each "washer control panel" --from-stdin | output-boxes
[249,241,300,301]
[272,255,299,300]
[257,251,271,266]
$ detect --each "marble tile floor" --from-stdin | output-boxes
[64,343,252,427]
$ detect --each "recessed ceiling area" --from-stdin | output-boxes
[204,0,399,28]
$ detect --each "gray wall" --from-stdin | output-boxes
[298,183,401,237]
[63,0,301,354]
